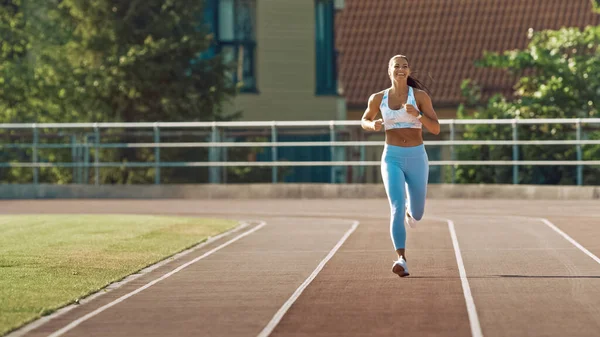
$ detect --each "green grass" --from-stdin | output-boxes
[0,214,237,336]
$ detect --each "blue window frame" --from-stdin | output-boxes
[204,0,257,92]
[315,0,337,95]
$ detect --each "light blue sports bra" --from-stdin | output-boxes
[380,86,422,130]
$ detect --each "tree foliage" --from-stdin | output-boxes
[0,0,238,183]
[454,24,600,185]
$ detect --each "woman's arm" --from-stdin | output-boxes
[414,90,440,135]
[361,93,384,131]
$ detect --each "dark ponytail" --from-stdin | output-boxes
[393,55,432,95]
[407,76,431,95]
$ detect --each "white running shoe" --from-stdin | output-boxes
[405,211,417,228]
[392,256,410,277]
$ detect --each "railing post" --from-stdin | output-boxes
[71,134,77,183]
[450,120,455,184]
[271,121,277,183]
[512,119,519,184]
[154,123,160,185]
[359,132,366,183]
[576,119,583,186]
[32,124,38,185]
[75,141,81,184]
[329,121,335,184]
[94,124,100,185]
[208,122,220,184]
[84,135,89,184]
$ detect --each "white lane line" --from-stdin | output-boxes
[5,221,250,337]
[256,220,360,337]
[48,221,268,337]
[8,221,253,337]
[447,219,484,337]
[540,218,600,265]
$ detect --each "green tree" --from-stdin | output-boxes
[0,0,33,121]
[593,0,600,14]
[454,24,600,185]
[0,0,239,184]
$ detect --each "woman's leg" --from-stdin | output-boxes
[404,150,429,221]
[381,156,407,259]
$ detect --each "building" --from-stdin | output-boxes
[336,0,600,120]
[203,0,346,183]
[334,0,600,183]
[204,0,345,122]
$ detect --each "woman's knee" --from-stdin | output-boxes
[390,201,405,215]
[410,207,425,220]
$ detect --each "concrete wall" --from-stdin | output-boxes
[227,0,344,121]
[2,184,599,200]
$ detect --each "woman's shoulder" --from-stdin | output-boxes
[412,88,432,101]
[367,89,387,103]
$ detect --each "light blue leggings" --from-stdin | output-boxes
[380,143,429,249]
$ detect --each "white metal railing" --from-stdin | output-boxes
[2,117,600,128]
[0,118,599,185]
[2,118,600,129]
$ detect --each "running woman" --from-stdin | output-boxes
[361,54,440,277]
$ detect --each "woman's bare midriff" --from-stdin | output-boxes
[385,128,423,147]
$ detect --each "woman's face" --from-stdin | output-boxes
[389,57,410,82]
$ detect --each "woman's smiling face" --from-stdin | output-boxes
[388,56,410,82]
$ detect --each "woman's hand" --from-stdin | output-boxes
[404,104,420,118]
[373,118,384,131]
[361,93,384,132]
[413,90,441,135]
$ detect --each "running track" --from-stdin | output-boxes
[3,198,600,337]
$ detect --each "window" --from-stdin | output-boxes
[315,0,337,95]
[204,0,257,92]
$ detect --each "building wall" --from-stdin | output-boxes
[226,0,345,121]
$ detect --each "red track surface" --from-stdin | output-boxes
[3,198,600,337]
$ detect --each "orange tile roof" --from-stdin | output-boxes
[335,0,600,108]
